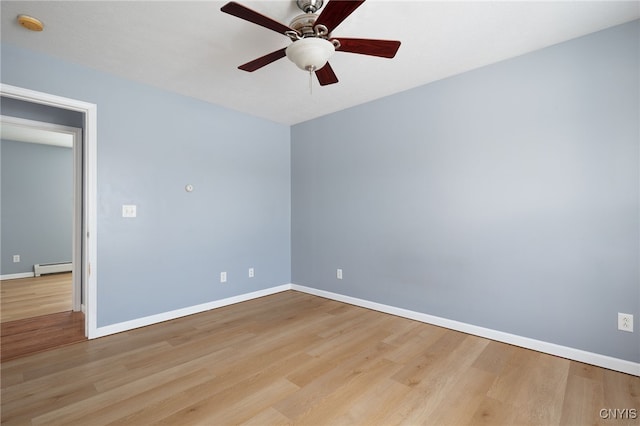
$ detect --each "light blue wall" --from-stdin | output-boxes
[292,21,639,362]
[1,140,73,275]
[1,43,291,327]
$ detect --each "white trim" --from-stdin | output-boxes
[72,121,83,312]
[82,280,639,375]
[34,262,73,277]
[84,99,97,338]
[0,115,77,147]
[1,83,98,339]
[87,281,639,376]
[0,272,35,280]
[291,284,640,377]
[92,285,291,338]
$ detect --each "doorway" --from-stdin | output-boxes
[1,116,82,312]
[0,116,86,360]
[1,83,97,341]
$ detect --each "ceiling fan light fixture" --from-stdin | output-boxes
[221,0,401,87]
[286,37,335,72]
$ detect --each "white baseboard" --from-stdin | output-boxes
[87,282,639,376]
[90,284,291,339]
[0,272,35,280]
[291,284,640,377]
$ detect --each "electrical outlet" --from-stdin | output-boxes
[337,268,343,280]
[12,255,20,263]
[248,268,254,278]
[618,313,634,332]
[220,272,227,283]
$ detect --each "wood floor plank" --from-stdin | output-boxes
[157,377,299,425]
[0,311,86,361]
[274,333,397,421]
[1,273,73,322]
[388,335,492,425]
[1,273,85,361]
[505,352,571,425]
[289,358,402,425]
[427,366,498,425]
[472,340,518,375]
[241,407,293,426]
[389,329,469,387]
[559,372,604,426]
[333,377,413,425]
[1,290,638,425]
[469,396,520,425]
[34,367,215,426]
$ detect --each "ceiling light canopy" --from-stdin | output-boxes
[285,37,335,72]
[17,14,44,31]
[296,0,323,14]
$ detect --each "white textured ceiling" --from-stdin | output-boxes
[1,1,638,125]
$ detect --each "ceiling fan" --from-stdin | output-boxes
[221,0,401,86]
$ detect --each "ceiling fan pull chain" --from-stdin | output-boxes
[309,69,313,94]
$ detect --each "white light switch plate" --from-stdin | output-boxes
[122,205,137,218]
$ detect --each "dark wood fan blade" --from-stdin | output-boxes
[334,38,401,58]
[314,0,366,34]
[221,2,295,35]
[315,62,339,86]
[238,48,287,72]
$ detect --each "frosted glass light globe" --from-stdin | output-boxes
[286,38,335,71]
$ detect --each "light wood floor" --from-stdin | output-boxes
[1,273,73,322]
[1,290,638,425]
[1,273,86,360]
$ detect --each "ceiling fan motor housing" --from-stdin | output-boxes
[289,13,323,38]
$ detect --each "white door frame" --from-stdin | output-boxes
[1,83,98,338]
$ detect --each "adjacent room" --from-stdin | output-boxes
[1,1,638,424]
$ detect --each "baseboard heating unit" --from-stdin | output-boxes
[34,262,72,276]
